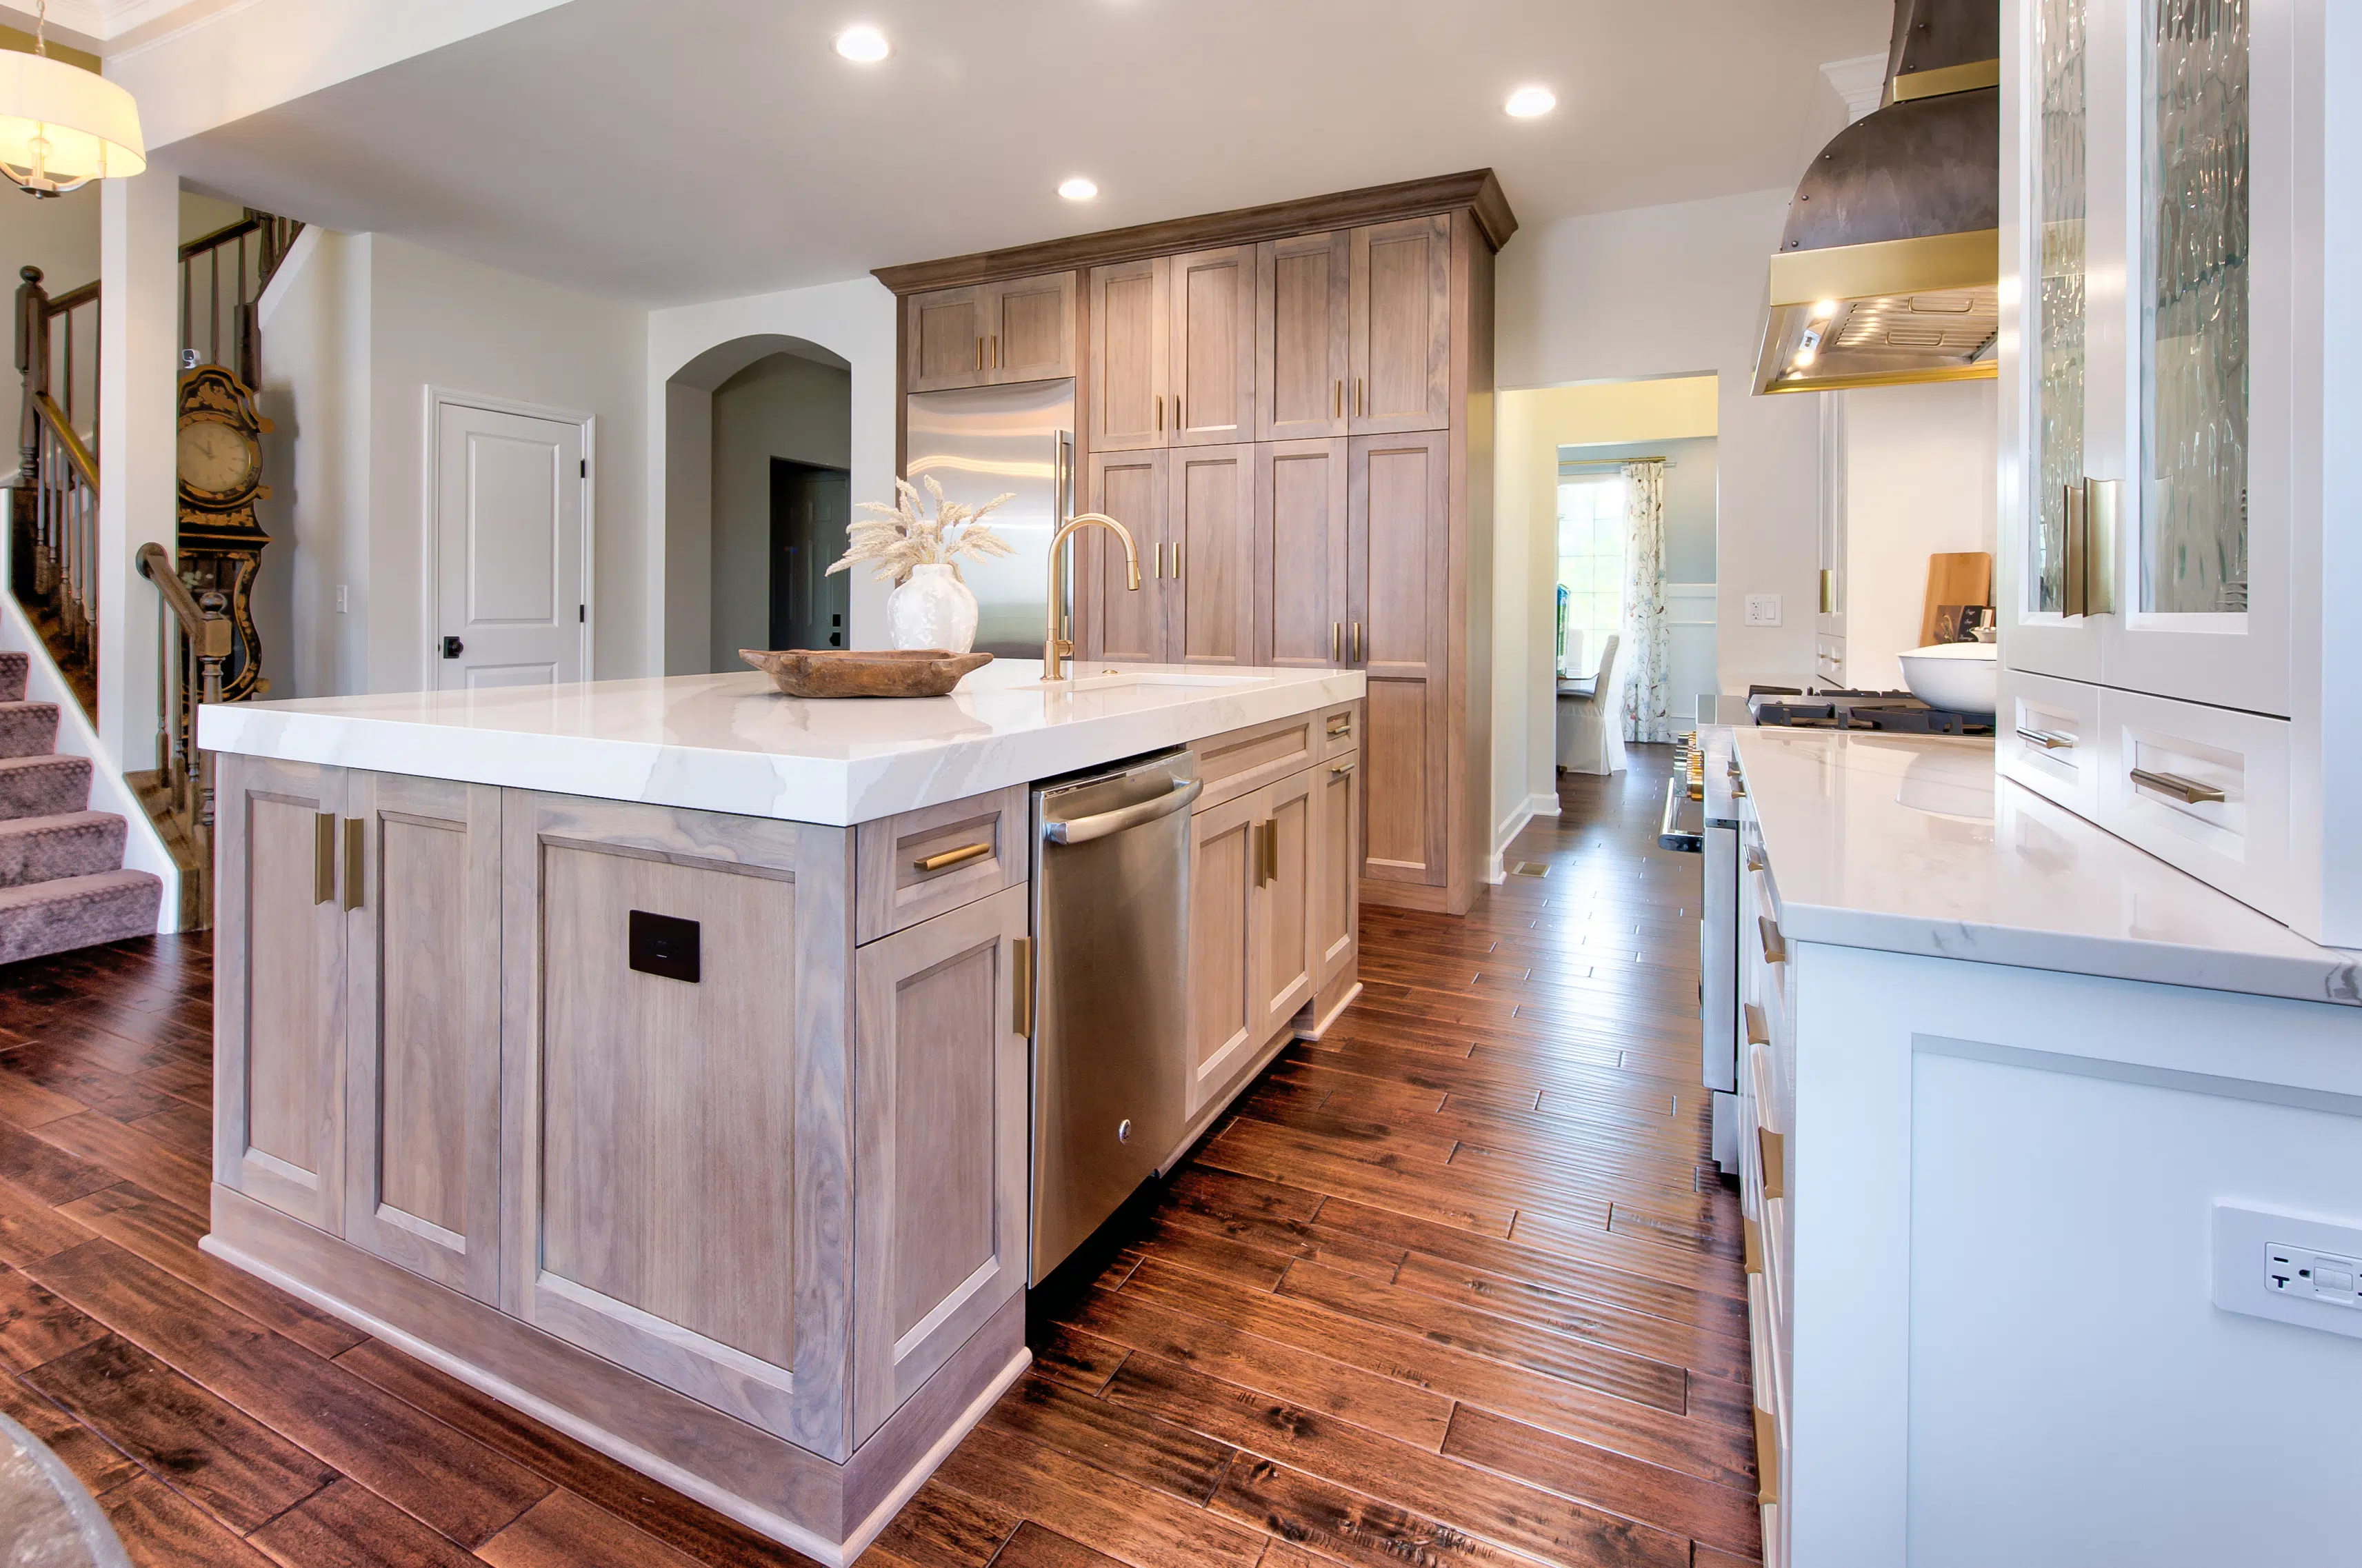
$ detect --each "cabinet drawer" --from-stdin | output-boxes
[855,785,1030,945]
[1998,665,2101,817]
[1317,701,1361,762]
[2093,688,2290,923]
[1189,712,1319,812]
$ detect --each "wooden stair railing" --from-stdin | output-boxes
[133,541,228,930]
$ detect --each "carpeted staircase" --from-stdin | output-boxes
[0,651,162,965]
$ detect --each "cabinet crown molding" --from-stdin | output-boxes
[873,169,1517,296]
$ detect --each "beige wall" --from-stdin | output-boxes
[707,350,850,672]
[1839,379,1999,691]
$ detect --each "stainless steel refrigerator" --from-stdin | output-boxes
[903,379,1074,659]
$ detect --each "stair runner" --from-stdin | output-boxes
[0,651,161,965]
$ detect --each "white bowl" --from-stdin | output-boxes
[1896,641,1998,716]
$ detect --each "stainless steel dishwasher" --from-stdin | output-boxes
[1028,747,1200,1284]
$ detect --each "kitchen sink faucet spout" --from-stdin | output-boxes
[1044,512,1141,681]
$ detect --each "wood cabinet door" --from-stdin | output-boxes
[985,270,1076,384]
[214,754,348,1234]
[1256,438,1349,669]
[1083,449,1170,661]
[1312,749,1361,989]
[908,286,990,393]
[1252,768,1317,1044]
[1088,257,1169,451]
[499,792,854,1458]
[1350,430,1450,889]
[1259,231,1350,441]
[1169,245,1256,445]
[850,883,1029,1441]
[1168,443,1256,667]
[1185,789,1260,1119]
[341,772,503,1303]
[1348,215,1450,434]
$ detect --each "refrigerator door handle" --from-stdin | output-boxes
[1055,428,1075,641]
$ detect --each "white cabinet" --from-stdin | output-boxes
[1999,0,2356,944]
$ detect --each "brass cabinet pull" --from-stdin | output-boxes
[913,841,992,874]
[1154,543,1163,579]
[1758,1125,1785,1200]
[1744,845,1765,872]
[2063,482,2088,617]
[2016,726,2076,751]
[1819,567,1836,614]
[313,812,337,905]
[1331,760,1356,776]
[1350,621,1363,662]
[2064,479,2120,616]
[2130,767,2226,805]
[1333,379,1342,419]
[1754,1407,1780,1505]
[1743,1214,1764,1275]
[1744,1002,1770,1047]
[1758,915,1788,965]
[1173,543,1183,579]
[1354,377,1363,416]
[1331,622,1341,661]
[1174,392,1182,428]
[341,818,365,912]
[990,334,999,368]
[1265,820,1281,883]
[1012,936,1033,1035]
[1327,716,1351,737]
[1155,394,1163,432]
[975,336,984,372]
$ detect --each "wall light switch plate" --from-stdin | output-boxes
[1745,594,1782,627]
[2214,1204,2362,1339]
[336,585,349,613]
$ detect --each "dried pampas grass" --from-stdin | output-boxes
[829,475,1017,585]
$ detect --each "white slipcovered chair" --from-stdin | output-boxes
[1555,634,1625,776]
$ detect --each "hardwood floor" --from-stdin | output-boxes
[0,745,1753,1567]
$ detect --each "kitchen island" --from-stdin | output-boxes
[195,659,1365,1565]
[1718,725,2362,1568]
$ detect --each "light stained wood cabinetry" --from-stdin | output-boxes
[1085,448,1168,661]
[1259,231,1350,441]
[1170,245,1257,445]
[216,756,349,1234]
[1168,443,1256,666]
[1257,437,1350,669]
[1348,215,1450,434]
[907,272,1077,392]
[1313,744,1362,995]
[1088,257,1170,450]
[852,883,1029,1441]
[1252,767,1317,1044]
[1352,429,1451,889]
[854,785,1028,944]
[341,772,504,1304]
[1185,788,1259,1119]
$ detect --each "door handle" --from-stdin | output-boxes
[1043,776,1203,844]
[441,636,463,659]
[2063,479,2120,617]
[341,818,365,912]
[313,812,337,905]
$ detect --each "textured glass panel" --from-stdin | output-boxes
[2143,0,2248,613]
[2033,0,2088,613]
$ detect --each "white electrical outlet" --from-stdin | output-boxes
[335,585,349,614]
[2215,1204,2362,1338]
[1745,594,1782,627]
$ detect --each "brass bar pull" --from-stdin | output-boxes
[1758,915,1788,965]
[1743,1214,1764,1275]
[990,334,998,369]
[1155,394,1163,432]
[1350,621,1362,662]
[1333,380,1341,419]
[1754,1407,1780,1506]
[1758,1126,1785,1200]
[1326,716,1351,738]
[2063,481,2088,617]
[1265,820,1280,883]
[341,818,365,912]
[1332,622,1341,661]
[1819,567,1835,615]
[2016,726,2076,751]
[913,841,992,874]
[2130,767,2226,804]
[1354,378,1363,416]
[1174,393,1182,428]
[1012,937,1034,1035]
[1330,760,1355,777]
[2083,478,2119,615]
[1744,1002,1770,1047]
[975,336,983,372]
[1154,543,1163,579]
[1173,543,1182,579]
[1744,845,1765,872]
[313,813,337,905]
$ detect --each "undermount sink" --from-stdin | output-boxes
[1030,671,1274,692]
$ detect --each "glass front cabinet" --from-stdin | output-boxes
[1999,0,2359,946]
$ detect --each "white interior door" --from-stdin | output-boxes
[435,401,586,690]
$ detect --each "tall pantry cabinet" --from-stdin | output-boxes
[1996,0,2361,945]
[883,172,1513,916]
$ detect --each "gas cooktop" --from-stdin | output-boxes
[1745,686,1994,736]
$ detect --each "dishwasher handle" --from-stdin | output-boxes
[1044,776,1203,844]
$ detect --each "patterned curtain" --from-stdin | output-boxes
[1621,459,1673,744]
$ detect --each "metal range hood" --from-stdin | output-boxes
[1752,0,1999,395]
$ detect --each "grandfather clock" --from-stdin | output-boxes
[174,365,272,700]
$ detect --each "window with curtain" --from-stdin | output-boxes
[1556,474,1625,676]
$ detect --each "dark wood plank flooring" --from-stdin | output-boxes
[0,745,1753,1567]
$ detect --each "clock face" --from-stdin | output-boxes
[178,419,259,499]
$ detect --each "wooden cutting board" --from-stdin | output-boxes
[1921,552,1994,645]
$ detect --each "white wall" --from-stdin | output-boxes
[1840,379,1999,691]
[708,351,850,672]
[648,277,897,671]
[254,230,649,696]
[1,181,99,449]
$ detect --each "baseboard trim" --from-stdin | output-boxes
[1486,790,1564,881]
[836,1348,1030,1562]
[1294,981,1362,1042]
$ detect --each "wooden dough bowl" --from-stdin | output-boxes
[739,647,994,698]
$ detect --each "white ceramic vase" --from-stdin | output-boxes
[885,563,979,653]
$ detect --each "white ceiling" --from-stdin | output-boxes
[161,0,1890,309]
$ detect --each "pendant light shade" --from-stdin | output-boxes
[0,48,146,195]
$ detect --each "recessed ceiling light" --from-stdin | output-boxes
[1810,299,1840,319]
[1504,86,1557,119]
[834,25,889,62]
[1058,177,1099,201]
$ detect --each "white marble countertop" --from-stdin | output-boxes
[199,661,1366,827]
[1727,725,2362,1008]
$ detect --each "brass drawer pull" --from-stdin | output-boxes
[341,818,365,912]
[1743,1214,1764,1275]
[1744,1003,1770,1048]
[2017,726,2076,750]
[1012,937,1034,1035]
[1327,716,1352,738]
[1154,394,1163,432]
[1332,622,1341,661]
[990,334,998,368]
[313,812,337,905]
[1351,621,1362,662]
[2131,767,2225,805]
[1330,760,1355,776]
[1758,915,1788,965]
[1332,379,1342,419]
[1744,845,1765,872]
[1754,1407,1780,1505]
[1758,1125,1785,1200]
[914,841,992,874]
